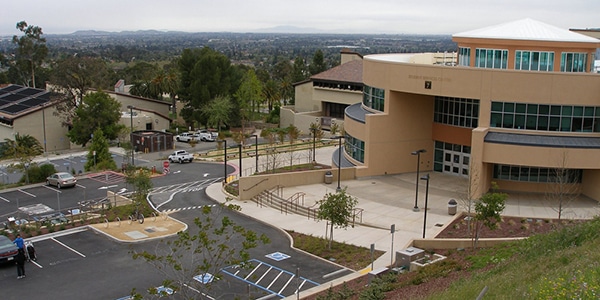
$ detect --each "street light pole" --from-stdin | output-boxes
[219,140,227,183]
[420,174,430,238]
[238,144,242,178]
[334,135,343,192]
[41,104,47,155]
[312,117,318,164]
[411,149,426,212]
[251,134,258,173]
[127,105,135,166]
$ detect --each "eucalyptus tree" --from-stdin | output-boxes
[11,21,48,88]
[50,55,112,127]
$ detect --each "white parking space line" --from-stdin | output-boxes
[266,270,284,290]
[0,195,9,202]
[245,262,262,280]
[278,276,295,295]
[30,259,43,269]
[43,185,61,193]
[255,266,272,285]
[18,189,36,197]
[51,237,86,257]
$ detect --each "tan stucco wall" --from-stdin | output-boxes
[362,54,600,199]
[294,82,320,113]
[279,106,296,128]
[313,88,362,106]
[13,107,70,152]
[238,168,356,200]
[121,110,170,134]
[350,92,434,177]
[582,170,600,200]
[110,93,171,116]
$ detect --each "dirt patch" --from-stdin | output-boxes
[90,216,186,242]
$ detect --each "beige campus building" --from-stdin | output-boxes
[288,18,600,201]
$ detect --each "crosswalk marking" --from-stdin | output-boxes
[161,204,217,213]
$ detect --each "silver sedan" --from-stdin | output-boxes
[46,172,77,189]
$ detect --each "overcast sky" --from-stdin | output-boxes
[1,0,598,36]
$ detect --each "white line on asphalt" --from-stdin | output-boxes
[255,266,272,285]
[43,185,61,193]
[182,283,216,300]
[0,195,9,202]
[51,237,86,257]
[278,276,295,295]
[266,270,283,290]
[30,259,43,269]
[18,189,36,197]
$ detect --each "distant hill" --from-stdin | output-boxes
[254,25,324,34]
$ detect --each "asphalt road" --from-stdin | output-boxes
[0,157,350,299]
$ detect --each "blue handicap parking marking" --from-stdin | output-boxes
[221,259,319,298]
[266,252,290,261]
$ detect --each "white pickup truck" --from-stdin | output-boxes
[175,132,200,143]
[168,150,194,163]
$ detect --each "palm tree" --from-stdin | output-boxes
[161,70,179,115]
[2,133,43,184]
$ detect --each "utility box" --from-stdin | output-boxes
[396,247,425,269]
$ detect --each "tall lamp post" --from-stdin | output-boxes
[331,135,343,192]
[219,140,228,183]
[420,174,430,238]
[41,104,47,155]
[238,143,243,178]
[311,117,319,164]
[127,105,135,166]
[250,134,258,173]
[411,149,426,212]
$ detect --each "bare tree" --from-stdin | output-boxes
[545,152,582,219]
[457,161,481,232]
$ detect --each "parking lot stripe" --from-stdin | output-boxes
[244,262,263,280]
[255,266,272,285]
[0,195,9,202]
[266,270,283,289]
[278,276,295,295]
[51,237,86,257]
[18,189,36,197]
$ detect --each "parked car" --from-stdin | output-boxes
[175,132,200,143]
[196,129,217,142]
[46,172,77,189]
[0,235,18,264]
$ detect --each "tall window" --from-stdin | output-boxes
[475,48,508,69]
[560,52,588,72]
[344,133,365,163]
[459,47,471,66]
[363,85,385,112]
[434,96,480,128]
[515,50,554,71]
[490,101,600,132]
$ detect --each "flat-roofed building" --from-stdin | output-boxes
[344,18,600,200]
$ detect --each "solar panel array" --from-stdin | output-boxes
[0,84,50,115]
